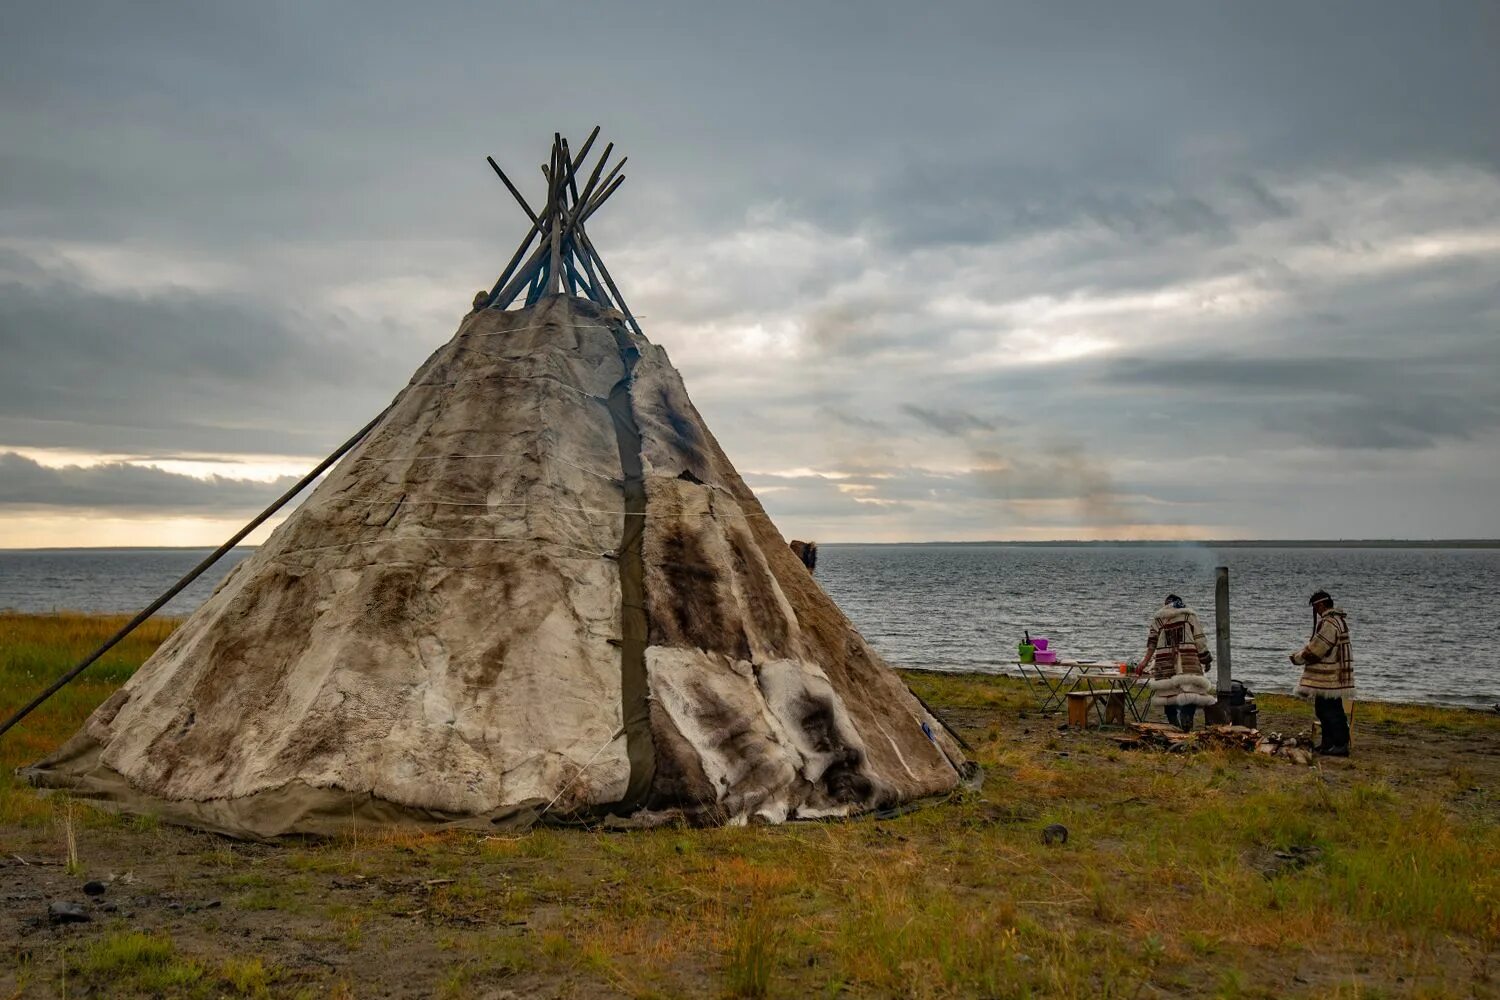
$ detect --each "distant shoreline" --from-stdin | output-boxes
[2,539,1498,552]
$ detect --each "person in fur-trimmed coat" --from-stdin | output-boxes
[1140,595,1216,731]
[1290,589,1354,756]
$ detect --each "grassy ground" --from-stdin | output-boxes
[1,611,1497,998]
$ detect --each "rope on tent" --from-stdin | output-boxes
[336,497,530,507]
[348,451,625,487]
[409,372,606,400]
[329,496,778,519]
[546,452,621,483]
[536,727,626,820]
[268,535,611,561]
[462,325,615,340]
[540,384,622,556]
[448,343,614,368]
[346,452,754,505]
[354,453,521,462]
[533,390,586,553]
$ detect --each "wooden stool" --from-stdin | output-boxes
[1066,689,1127,728]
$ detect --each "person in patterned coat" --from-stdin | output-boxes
[1290,589,1354,756]
[1140,595,1215,731]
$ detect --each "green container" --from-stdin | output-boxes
[1018,641,1035,664]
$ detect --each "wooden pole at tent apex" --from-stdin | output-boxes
[578,228,644,338]
[487,155,538,223]
[482,128,637,323]
[547,135,564,295]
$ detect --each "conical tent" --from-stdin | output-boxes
[23,132,968,837]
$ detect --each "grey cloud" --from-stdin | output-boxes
[1271,396,1500,451]
[972,446,1131,528]
[900,405,1008,437]
[803,160,1251,253]
[5,2,1495,249]
[742,448,1159,537]
[1078,193,1232,245]
[815,407,890,433]
[0,452,293,512]
[0,264,400,454]
[1102,351,1500,451]
[739,472,914,520]
[798,297,924,361]
[1105,356,1384,392]
[1231,175,1296,220]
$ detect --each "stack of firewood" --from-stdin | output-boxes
[1251,730,1318,766]
[1117,723,1315,764]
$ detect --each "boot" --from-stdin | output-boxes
[1317,745,1349,757]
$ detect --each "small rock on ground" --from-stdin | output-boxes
[1042,823,1069,845]
[47,901,91,925]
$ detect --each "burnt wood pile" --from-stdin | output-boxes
[1118,723,1317,764]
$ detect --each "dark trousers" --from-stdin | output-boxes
[1164,705,1197,732]
[1314,696,1350,748]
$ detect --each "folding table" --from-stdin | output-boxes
[1013,659,1152,723]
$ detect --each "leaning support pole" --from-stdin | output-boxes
[565,251,606,306]
[487,155,538,223]
[547,137,564,295]
[570,240,611,308]
[1215,565,1232,695]
[526,257,548,305]
[578,228,644,337]
[0,408,390,743]
[483,214,546,307]
[573,143,615,217]
[559,128,601,206]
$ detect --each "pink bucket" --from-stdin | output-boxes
[1032,637,1050,651]
[1034,650,1058,665]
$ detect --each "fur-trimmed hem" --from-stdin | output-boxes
[1150,691,1219,708]
[1147,674,1211,690]
[1149,669,1215,708]
[1294,685,1355,700]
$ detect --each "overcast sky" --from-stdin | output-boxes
[2,1,1497,546]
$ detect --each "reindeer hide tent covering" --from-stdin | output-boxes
[23,133,966,838]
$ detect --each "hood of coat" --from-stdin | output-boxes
[1152,604,1200,627]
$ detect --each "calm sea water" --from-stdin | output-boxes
[817,545,1500,709]
[1,545,1496,708]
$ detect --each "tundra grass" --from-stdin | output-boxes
[1,612,1497,998]
[0,612,179,828]
[64,930,278,997]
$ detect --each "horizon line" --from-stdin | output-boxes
[2,538,1498,552]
